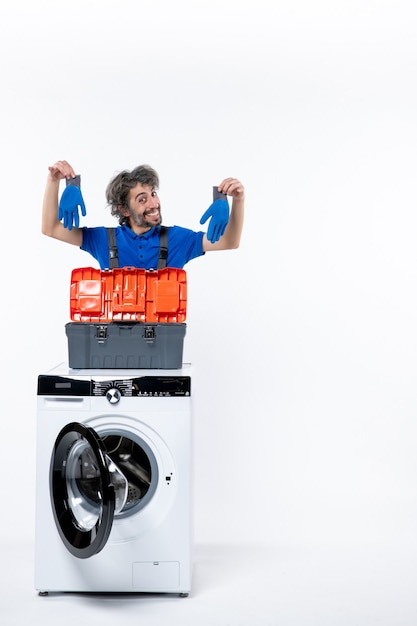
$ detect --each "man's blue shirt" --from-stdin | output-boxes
[81,225,205,269]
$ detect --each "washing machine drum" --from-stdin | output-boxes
[50,422,141,559]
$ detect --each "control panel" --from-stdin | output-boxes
[38,375,191,397]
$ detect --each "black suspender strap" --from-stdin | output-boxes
[157,226,168,269]
[107,227,119,269]
[106,226,168,270]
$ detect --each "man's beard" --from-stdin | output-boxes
[129,205,162,229]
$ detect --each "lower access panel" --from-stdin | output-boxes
[132,561,180,590]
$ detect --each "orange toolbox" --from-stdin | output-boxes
[69,266,187,323]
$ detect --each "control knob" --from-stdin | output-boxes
[106,387,122,404]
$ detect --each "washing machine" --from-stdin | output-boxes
[34,362,193,596]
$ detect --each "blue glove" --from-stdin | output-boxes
[200,187,230,243]
[58,175,86,230]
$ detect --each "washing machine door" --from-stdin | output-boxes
[50,422,118,559]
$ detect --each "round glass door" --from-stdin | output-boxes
[50,422,119,559]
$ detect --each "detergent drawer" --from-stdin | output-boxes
[65,322,186,369]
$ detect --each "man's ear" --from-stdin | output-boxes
[119,204,130,217]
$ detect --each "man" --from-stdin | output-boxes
[42,160,245,269]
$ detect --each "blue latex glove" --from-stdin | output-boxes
[200,187,230,243]
[58,175,86,230]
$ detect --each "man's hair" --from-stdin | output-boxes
[105,165,159,225]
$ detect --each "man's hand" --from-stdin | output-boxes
[48,160,76,182]
[217,177,245,199]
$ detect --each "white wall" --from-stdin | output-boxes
[1,0,417,551]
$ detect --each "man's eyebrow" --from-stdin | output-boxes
[134,191,148,201]
[134,188,155,201]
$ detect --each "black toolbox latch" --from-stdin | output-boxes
[143,326,155,341]
[96,325,108,343]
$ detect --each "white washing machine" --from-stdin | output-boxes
[35,363,193,596]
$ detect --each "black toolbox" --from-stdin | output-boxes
[65,322,186,369]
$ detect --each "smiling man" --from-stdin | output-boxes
[41,160,245,270]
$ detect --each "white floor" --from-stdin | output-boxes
[3,539,417,626]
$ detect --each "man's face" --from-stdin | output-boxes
[124,183,162,229]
